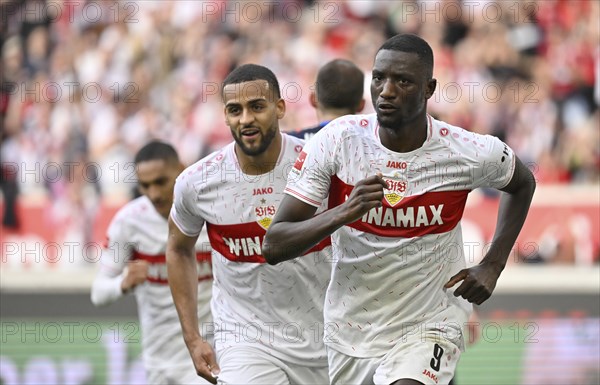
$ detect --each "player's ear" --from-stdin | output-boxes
[425,78,437,100]
[356,98,366,113]
[309,91,317,108]
[276,98,286,119]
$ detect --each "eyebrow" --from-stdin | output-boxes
[139,176,166,185]
[225,97,267,107]
[372,68,416,79]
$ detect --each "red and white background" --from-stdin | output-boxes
[1,0,599,384]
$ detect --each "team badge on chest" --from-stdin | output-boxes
[255,198,276,230]
[382,173,408,207]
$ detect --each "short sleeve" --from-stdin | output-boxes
[472,135,516,190]
[170,174,205,237]
[284,124,339,207]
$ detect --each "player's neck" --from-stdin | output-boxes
[379,115,428,153]
[318,109,352,123]
[235,133,283,175]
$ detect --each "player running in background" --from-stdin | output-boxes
[91,141,213,385]
[263,33,536,385]
[289,58,365,141]
[166,64,331,385]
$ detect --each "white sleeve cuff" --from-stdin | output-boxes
[91,271,125,306]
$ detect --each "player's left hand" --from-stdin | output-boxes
[188,339,220,384]
[444,263,501,305]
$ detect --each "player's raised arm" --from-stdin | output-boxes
[445,155,536,305]
[166,217,219,384]
[263,173,388,264]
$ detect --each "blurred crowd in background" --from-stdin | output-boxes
[1,0,599,268]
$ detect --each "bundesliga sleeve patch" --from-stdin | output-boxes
[293,150,307,171]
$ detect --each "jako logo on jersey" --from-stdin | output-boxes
[422,369,439,384]
[386,160,407,169]
[382,174,408,206]
[253,187,273,195]
[293,151,307,171]
[255,204,276,230]
[361,204,444,227]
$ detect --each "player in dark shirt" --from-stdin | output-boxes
[290,59,365,141]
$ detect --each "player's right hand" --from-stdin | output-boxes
[121,260,149,292]
[338,173,388,224]
[188,339,220,384]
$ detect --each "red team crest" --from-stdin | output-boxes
[382,173,408,207]
[293,151,307,171]
[255,203,276,230]
[440,127,449,136]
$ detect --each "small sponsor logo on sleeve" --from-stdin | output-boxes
[293,151,307,171]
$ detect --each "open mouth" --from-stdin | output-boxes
[377,103,397,113]
[241,128,260,139]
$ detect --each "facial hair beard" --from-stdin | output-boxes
[233,125,277,156]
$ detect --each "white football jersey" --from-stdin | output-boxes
[285,114,515,358]
[92,196,213,370]
[170,133,331,367]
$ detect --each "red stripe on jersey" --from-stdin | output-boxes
[131,250,212,285]
[207,222,330,263]
[196,251,212,262]
[132,250,211,264]
[328,175,469,238]
[146,275,212,285]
